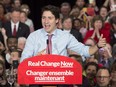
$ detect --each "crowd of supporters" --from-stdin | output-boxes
[0,0,116,87]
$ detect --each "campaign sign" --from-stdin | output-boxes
[18,55,82,84]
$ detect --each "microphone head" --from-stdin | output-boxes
[47,39,49,44]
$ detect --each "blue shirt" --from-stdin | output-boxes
[20,28,90,62]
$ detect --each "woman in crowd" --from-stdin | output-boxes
[84,15,110,43]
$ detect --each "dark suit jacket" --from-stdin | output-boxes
[3,21,30,38]
[70,29,83,42]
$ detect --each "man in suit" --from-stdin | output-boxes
[3,8,30,39]
[62,16,83,42]
[98,43,114,69]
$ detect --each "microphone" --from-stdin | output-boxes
[46,39,50,54]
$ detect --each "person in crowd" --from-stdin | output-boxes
[60,2,71,19]
[5,37,18,66]
[85,37,96,46]
[0,60,9,87]
[84,15,110,43]
[98,43,114,68]
[109,16,116,47]
[112,44,116,59]
[62,16,83,42]
[17,37,26,51]
[72,18,87,39]
[20,11,34,33]
[69,6,80,20]
[0,55,5,63]
[12,0,22,9]
[0,41,5,55]
[99,6,108,22]
[74,0,85,10]
[0,3,7,23]
[95,67,111,87]
[2,0,12,12]
[3,8,30,39]
[84,38,98,64]
[9,49,21,64]
[110,60,116,87]
[20,4,34,32]
[108,4,116,18]
[84,62,98,87]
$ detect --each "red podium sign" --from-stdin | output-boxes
[18,55,82,84]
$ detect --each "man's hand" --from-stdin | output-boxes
[36,49,46,56]
[1,28,6,36]
[97,34,106,48]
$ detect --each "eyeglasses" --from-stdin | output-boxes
[96,76,110,79]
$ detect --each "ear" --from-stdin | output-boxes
[56,19,59,24]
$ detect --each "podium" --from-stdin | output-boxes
[18,55,82,85]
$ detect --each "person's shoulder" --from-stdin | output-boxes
[57,29,70,35]
[27,28,43,39]
[56,29,74,38]
[3,21,10,25]
[29,28,43,35]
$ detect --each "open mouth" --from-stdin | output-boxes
[44,24,50,29]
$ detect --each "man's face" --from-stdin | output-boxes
[85,65,97,78]
[14,0,21,8]
[62,18,72,30]
[100,7,108,18]
[42,11,58,34]
[111,70,116,82]
[7,38,17,51]
[96,69,111,87]
[18,40,25,50]
[10,51,19,63]
[76,0,85,9]
[61,6,70,16]
[10,11,20,23]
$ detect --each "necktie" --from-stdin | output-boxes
[13,25,16,36]
[47,34,53,54]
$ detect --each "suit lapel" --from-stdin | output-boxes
[8,22,12,36]
[17,22,22,37]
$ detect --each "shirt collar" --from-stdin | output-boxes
[11,20,19,26]
[42,28,58,37]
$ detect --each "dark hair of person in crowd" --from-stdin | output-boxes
[62,16,72,23]
[84,62,99,71]
[41,5,60,19]
[111,60,116,72]
[0,3,6,14]
[112,44,116,58]
[11,49,21,58]
[91,15,104,29]
[69,54,83,65]
[11,7,21,13]
[109,16,116,31]
[97,67,111,75]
